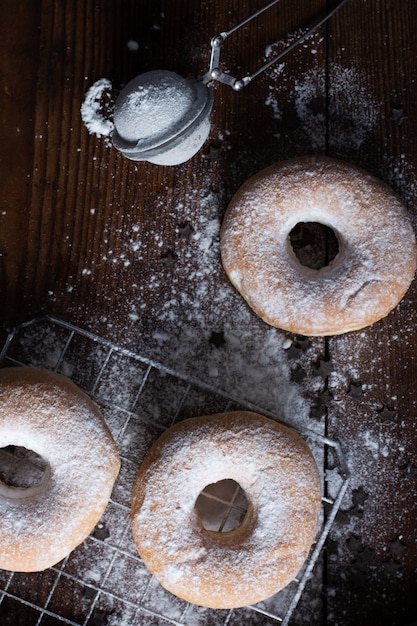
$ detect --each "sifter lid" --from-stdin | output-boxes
[112,70,212,162]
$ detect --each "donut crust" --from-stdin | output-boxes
[220,156,417,336]
[0,367,120,572]
[131,411,322,609]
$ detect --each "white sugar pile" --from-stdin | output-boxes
[81,78,114,139]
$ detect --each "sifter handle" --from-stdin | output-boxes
[202,0,349,91]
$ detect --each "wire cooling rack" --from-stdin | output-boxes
[0,316,349,626]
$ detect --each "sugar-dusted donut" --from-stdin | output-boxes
[131,411,322,609]
[0,367,120,572]
[220,156,417,336]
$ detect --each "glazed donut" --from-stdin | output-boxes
[220,156,417,336]
[0,367,120,572]
[131,411,322,609]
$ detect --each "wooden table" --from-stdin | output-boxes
[1,1,417,624]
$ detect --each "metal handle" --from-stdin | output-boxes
[202,0,349,91]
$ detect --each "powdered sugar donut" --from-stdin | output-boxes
[131,411,321,609]
[220,156,417,336]
[0,367,120,572]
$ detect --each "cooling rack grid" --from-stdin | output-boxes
[0,316,349,626]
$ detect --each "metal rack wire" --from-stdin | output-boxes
[0,316,350,626]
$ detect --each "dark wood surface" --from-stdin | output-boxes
[1,1,417,625]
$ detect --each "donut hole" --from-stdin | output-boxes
[0,445,50,490]
[195,479,249,532]
[288,222,340,269]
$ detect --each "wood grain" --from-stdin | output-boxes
[1,1,417,625]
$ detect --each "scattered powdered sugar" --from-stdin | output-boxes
[382,152,417,220]
[319,310,417,625]
[126,39,139,52]
[81,78,114,139]
[118,182,313,429]
[264,60,379,152]
[327,65,380,152]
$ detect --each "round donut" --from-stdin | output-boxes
[0,367,120,572]
[131,411,322,609]
[220,156,417,336]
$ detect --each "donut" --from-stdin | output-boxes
[0,366,120,572]
[220,156,417,336]
[131,411,322,609]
